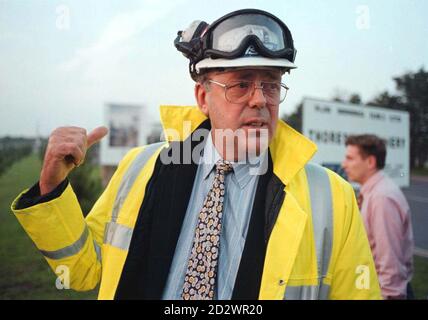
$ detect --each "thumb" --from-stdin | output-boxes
[87,126,109,148]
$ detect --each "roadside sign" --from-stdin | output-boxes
[100,103,145,166]
[303,97,410,187]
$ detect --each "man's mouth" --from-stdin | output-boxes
[241,119,268,128]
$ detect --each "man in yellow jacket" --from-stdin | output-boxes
[11,9,381,300]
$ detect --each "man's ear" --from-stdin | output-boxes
[367,155,377,170]
[195,82,209,117]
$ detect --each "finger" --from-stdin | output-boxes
[53,127,86,138]
[65,154,81,167]
[74,139,87,165]
[56,133,87,145]
[87,126,109,148]
[71,134,87,153]
[60,143,85,167]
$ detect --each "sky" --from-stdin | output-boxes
[1,0,427,137]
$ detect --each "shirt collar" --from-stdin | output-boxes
[200,132,267,189]
[360,170,384,196]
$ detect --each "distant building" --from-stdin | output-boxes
[100,103,158,187]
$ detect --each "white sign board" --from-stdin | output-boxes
[302,98,410,187]
[100,104,147,166]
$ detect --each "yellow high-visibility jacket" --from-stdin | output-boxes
[11,106,381,299]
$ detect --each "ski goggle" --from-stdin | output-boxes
[201,9,296,62]
[174,9,297,79]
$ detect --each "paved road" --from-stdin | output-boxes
[403,176,428,256]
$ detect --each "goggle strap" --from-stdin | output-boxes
[193,21,209,41]
[174,21,208,61]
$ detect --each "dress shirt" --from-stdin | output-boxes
[360,171,414,299]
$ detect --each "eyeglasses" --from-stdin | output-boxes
[207,79,289,104]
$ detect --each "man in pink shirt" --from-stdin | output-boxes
[342,134,414,299]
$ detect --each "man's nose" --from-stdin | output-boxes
[248,85,267,109]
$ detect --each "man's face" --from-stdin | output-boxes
[342,145,372,184]
[196,67,282,161]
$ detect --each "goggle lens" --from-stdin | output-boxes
[211,14,286,53]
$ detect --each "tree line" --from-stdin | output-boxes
[0,138,33,177]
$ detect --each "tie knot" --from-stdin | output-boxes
[215,160,233,175]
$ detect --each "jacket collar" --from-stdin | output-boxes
[159,105,318,186]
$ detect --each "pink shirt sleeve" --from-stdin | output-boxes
[365,196,408,299]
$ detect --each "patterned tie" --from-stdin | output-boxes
[182,160,233,300]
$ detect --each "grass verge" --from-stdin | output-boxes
[0,155,97,299]
[411,255,428,299]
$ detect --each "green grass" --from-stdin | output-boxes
[411,256,428,299]
[411,167,428,176]
[0,154,97,299]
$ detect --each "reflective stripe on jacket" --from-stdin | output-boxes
[11,105,381,299]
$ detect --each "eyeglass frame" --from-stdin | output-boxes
[206,79,289,104]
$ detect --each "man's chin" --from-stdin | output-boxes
[346,175,357,183]
[212,127,270,162]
